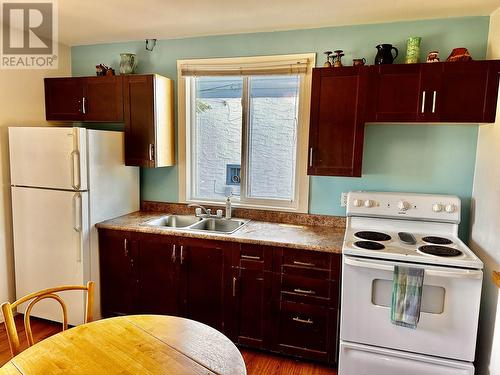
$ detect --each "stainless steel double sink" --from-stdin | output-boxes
[142,215,249,234]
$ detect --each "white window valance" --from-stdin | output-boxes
[180,56,311,76]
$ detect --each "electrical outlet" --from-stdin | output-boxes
[341,192,348,207]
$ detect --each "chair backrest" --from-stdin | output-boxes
[1,281,94,357]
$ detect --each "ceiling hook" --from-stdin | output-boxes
[145,39,157,52]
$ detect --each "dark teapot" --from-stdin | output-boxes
[375,44,398,64]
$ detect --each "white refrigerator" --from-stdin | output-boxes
[9,127,139,325]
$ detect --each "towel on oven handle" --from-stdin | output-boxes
[391,266,424,329]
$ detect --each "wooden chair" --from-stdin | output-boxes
[1,281,94,357]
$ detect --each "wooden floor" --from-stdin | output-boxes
[0,316,337,374]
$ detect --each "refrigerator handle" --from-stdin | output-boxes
[73,193,82,263]
[70,150,81,190]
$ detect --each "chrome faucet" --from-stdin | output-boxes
[188,203,223,219]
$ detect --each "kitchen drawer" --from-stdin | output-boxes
[233,244,272,271]
[277,274,332,306]
[274,248,332,278]
[275,301,333,362]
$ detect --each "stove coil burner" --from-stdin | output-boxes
[354,241,385,250]
[422,236,453,245]
[418,245,462,257]
[354,231,391,242]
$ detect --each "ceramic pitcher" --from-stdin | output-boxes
[374,44,398,64]
[119,53,137,74]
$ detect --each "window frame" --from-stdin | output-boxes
[177,54,315,213]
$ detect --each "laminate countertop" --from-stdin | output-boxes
[96,211,345,254]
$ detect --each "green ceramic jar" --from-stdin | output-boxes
[405,37,421,64]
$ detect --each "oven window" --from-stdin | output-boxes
[371,279,445,314]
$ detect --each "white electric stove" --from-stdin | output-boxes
[339,191,483,375]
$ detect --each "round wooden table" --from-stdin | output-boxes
[0,315,246,375]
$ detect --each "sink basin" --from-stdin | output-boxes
[144,215,202,228]
[189,218,249,234]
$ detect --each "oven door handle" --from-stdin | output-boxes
[344,256,483,279]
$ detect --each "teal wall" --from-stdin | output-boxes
[71,16,490,238]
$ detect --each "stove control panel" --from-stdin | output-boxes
[346,191,461,223]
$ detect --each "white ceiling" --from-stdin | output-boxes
[59,0,500,46]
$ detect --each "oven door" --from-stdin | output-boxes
[340,255,482,361]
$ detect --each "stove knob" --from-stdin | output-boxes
[445,204,456,213]
[353,199,362,207]
[398,201,411,211]
[432,203,443,212]
[364,200,374,208]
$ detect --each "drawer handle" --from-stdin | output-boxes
[241,255,261,261]
[232,277,237,297]
[293,261,315,267]
[293,288,316,295]
[293,317,314,325]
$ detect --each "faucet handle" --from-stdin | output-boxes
[216,209,223,218]
[195,207,202,216]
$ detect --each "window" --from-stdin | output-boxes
[178,54,314,212]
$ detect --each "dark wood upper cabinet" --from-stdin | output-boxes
[310,61,500,177]
[83,76,123,122]
[123,74,175,168]
[438,61,500,123]
[44,77,84,121]
[45,76,123,122]
[368,64,423,122]
[308,67,369,177]
[368,61,500,123]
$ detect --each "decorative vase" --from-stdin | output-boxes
[426,51,440,63]
[119,53,137,74]
[405,37,421,64]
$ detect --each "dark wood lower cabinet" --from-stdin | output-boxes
[98,230,138,317]
[230,267,273,349]
[137,235,179,316]
[98,229,341,365]
[274,301,337,363]
[180,242,225,332]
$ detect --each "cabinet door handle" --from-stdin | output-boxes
[421,91,426,113]
[149,144,155,161]
[432,91,437,113]
[293,317,314,325]
[309,148,313,167]
[180,245,184,265]
[123,238,129,257]
[293,260,315,267]
[293,288,316,295]
[232,277,237,297]
[241,254,261,261]
[82,97,87,115]
[171,244,176,263]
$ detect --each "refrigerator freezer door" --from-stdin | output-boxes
[9,127,88,191]
[339,341,474,375]
[11,187,89,326]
